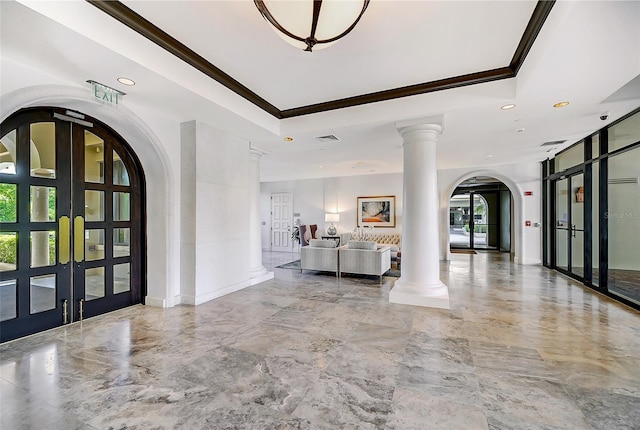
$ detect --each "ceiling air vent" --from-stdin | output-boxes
[540,140,566,146]
[609,177,639,185]
[315,135,340,143]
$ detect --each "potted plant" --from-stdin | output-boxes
[291,225,300,244]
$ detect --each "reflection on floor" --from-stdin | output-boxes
[608,269,640,304]
[559,267,640,305]
[1,252,639,429]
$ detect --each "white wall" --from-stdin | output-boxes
[1,69,255,309]
[261,173,403,250]
[439,162,542,265]
[262,163,543,265]
[181,121,252,305]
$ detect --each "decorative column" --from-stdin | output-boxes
[249,145,274,285]
[389,119,449,309]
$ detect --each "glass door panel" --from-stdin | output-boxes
[84,131,104,183]
[0,113,72,342]
[592,162,600,286]
[449,193,470,248]
[0,129,17,175]
[30,122,56,179]
[472,194,487,248]
[72,121,140,322]
[607,146,640,305]
[555,178,569,271]
[1,107,143,343]
[570,174,584,278]
[556,229,569,271]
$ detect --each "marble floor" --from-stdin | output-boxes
[1,252,639,429]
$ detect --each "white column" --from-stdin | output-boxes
[249,146,274,285]
[389,121,449,309]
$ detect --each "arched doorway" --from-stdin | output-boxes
[0,107,145,342]
[448,176,512,252]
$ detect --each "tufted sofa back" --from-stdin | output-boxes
[367,234,401,247]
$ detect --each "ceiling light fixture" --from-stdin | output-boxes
[254,0,369,52]
[553,101,570,108]
[117,77,135,86]
[284,137,294,142]
[501,104,516,110]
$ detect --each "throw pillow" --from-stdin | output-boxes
[309,239,337,248]
[310,224,318,239]
[348,240,377,250]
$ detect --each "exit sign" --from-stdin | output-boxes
[524,191,533,196]
[87,80,125,105]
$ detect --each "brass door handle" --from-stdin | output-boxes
[62,299,68,324]
[59,216,70,264]
[74,216,85,262]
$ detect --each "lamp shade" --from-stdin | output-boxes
[325,213,340,223]
[254,0,369,52]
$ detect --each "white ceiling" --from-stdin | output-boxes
[2,1,640,182]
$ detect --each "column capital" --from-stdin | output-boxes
[396,115,444,135]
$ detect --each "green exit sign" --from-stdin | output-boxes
[87,80,125,105]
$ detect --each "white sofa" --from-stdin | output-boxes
[339,240,391,280]
[348,233,401,262]
[300,239,340,276]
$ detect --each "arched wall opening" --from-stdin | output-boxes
[440,170,526,264]
[1,85,177,307]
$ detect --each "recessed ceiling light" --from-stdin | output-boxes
[486,154,494,158]
[553,101,570,108]
[319,165,324,168]
[117,77,135,86]
[284,137,293,142]
[501,104,516,110]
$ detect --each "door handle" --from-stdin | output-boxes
[74,216,85,262]
[62,299,68,324]
[59,216,70,264]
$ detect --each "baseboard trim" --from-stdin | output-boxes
[144,296,167,308]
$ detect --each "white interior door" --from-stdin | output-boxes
[271,192,292,252]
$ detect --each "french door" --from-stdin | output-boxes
[0,108,144,342]
[554,172,584,279]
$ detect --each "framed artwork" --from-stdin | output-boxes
[357,196,395,227]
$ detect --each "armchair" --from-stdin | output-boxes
[339,241,391,280]
[300,239,340,276]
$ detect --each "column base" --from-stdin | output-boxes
[250,265,268,278]
[389,278,450,309]
[249,269,274,286]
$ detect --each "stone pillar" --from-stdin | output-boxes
[389,120,449,309]
[249,145,274,285]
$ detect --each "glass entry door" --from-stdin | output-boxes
[554,173,584,278]
[0,108,143,342]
